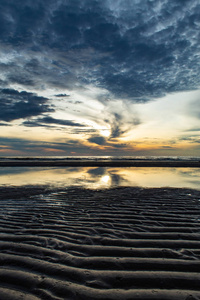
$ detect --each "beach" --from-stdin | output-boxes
[0,185,200,299]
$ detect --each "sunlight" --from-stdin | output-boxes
[100,129,110,137]
[101,175,111,184]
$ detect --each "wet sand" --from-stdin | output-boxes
[0,186,200,299]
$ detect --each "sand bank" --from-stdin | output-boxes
[0,186,200,299]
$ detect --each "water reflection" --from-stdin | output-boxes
[0,167,200,190]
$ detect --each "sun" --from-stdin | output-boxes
[100,129,110,137]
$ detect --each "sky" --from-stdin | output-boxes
[0,0,200,156]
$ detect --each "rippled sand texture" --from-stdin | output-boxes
[0,186,200,300]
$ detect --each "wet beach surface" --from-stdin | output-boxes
[0,186,200,299]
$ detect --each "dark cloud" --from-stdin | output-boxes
[8,75,36,87]
[0,136,108,155]
[0,122,10,126]
[161,146,174,149]
[186,128,200,132]
[0,0,199,102]
[55,94,70,97]
[111,143,129,149]
[109,113,124,138]
[179,136,200,143]
[88,136,106,145]
[107,112,140,139]
[23,116,85,128]
[0,89,53,122]
[0,136,78,152]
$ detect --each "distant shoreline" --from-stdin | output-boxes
[0,159,200,167]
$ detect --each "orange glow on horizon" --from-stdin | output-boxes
[0,149,24,155]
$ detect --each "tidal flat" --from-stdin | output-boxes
[0,185,200,299]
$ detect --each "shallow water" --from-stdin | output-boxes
[0,166,200,190]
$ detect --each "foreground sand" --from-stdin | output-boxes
[0,186,200,299]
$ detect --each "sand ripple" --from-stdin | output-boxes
[0,186,200,299]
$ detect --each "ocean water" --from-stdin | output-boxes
[0,155,200,161]
[0,156,200,189]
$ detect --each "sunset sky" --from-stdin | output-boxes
[0,0,200,156]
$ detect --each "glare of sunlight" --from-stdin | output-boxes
[100,129,110,137]
[101,175,111,184]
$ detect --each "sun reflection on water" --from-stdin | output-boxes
[101,175,111,185]
[0,167,200,190]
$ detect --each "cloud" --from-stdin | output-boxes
[108,113,128,139]
[161,146,174,149]
[0,0,200,156]
[0,136,86,154]
[0,122,10,126]
[179,136,200,143]
[187,98,200,120]
[103,103,141,140]
[0,89,53,122]
[185,128,200,132]
[0,136,117,156]
[55,94,70,97]
[111,143,129,149]
[23,116,85,128]
[88,136,106,145]
[0,0,199,102]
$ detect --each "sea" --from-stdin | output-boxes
[0,156,200,190]
[0,155,200,161]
